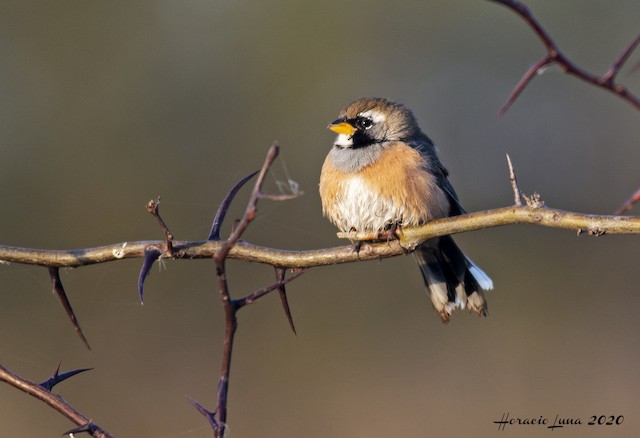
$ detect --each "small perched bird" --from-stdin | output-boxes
[319,97,493,322]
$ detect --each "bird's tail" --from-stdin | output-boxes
[414,236,493,323]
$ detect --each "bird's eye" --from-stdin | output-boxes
[357,118,373,130]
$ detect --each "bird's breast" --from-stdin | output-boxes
[319,142,450,232]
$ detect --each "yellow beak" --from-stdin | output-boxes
[328,121,356,136]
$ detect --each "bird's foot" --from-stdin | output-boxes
[378,222,402,242]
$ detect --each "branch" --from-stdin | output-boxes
[490,0,640,114]
[3,207,639,272]
[208,143,303,438]
[3,148,640,436]
[0,363,112,438]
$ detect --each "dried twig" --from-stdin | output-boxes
[615,188,640,215]
[236,269,305,309]
[2,146,640,436]
[146,197,174,256]
[506,154,523,206]
[490,0,640,115]
[206,143,303,438]
[2,3,639,436]
[2,206,640,270]
[0,363,112,438]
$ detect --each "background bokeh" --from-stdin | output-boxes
[1,1,639,437]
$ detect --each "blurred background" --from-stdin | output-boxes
[1,0,639,437]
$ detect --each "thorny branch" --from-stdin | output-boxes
[2,156,640,435]
[207,143,303,437]
[3,206,639,271]
[490,0,640,115]
[0,363,111,438]
[1,3,640,435]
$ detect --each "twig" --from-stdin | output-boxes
[615,188,640,215]
[499,56,554,117]
[209,143,303,438]
[2,206,640,270]
[236,269,305,309]
[0,363,112,438]
[146,197,174,256]
[603,34,640,84]
[506,154,523,206]
[490,0,640,114]
[3,148,640,436]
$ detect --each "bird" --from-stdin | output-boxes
[319,97,493,322]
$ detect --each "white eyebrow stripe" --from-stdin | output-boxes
[359,109,385,123]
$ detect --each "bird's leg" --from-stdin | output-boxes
[344,226,364,254]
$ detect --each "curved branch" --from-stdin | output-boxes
[490,0,640,113]
[2,205,639,271]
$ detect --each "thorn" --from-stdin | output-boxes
[138,248,162,304]
[499,56,554,117]
[275,268,296,335]
[40,363,92,391]
[62,420,95,436]
[208,170,259,241]
[48,267,91,350]
[186,396,219,430]
[506,153,523,206]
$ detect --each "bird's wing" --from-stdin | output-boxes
[408,136,467,217]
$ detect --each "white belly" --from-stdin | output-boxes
[331,176,407,232]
